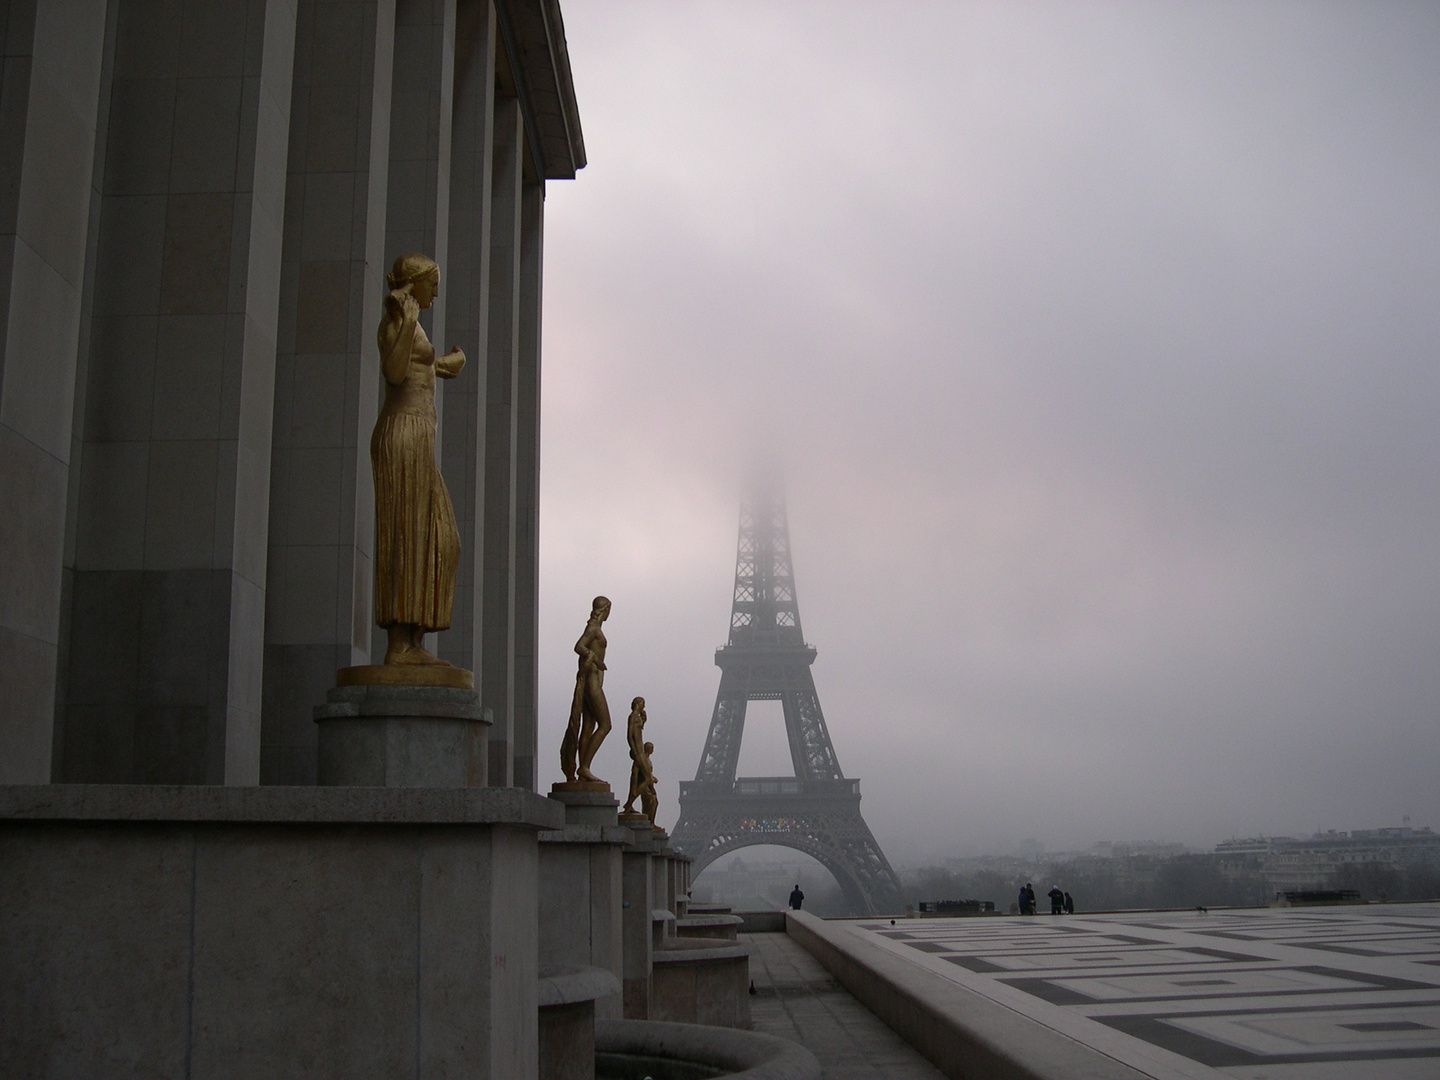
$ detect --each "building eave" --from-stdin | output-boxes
[496,0,587,180]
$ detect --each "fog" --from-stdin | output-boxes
[533,1,1440,864]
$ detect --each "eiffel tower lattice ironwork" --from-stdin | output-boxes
[671,487,902,915]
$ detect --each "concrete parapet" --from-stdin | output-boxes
[0,783,563,827]
[0,784,562,1079]
[736,910,787,933]
[677,912,744,940]
[784,910,1152,1080]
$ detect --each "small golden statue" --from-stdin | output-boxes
[639,741,659,827]
[560,596,612,784]
[372,253,466,666]
[622,697,648,813]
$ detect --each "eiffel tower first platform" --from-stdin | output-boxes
[671,487,902,916]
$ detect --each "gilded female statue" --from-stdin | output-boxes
[373,253,465,666]
[560,596,611,782]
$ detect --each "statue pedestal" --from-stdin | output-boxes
[537,783,626,1075]
[619,822,654,1019]
[314,677,488,787]
[550,784,618,828]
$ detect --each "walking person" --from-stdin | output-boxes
[1048,886,1065,915]
[1063,891,1074,915]
[789,884,805,911]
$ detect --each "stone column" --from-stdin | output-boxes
[260,0,396,785]
[59,0,297,785]
[0,0,109,782]
[437,0,496,675]
[621,816,658,1018]
[512,177,543,790]
[481,93,522,787]
[651,830,677,949]
[539,789,626,1042]
[384,0,454,344]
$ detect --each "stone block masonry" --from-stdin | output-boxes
[0,0,584,791]
[0,784,564,1079]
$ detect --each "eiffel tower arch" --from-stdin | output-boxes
[671,486,902,916]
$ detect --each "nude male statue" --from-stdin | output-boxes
[639,742,659,826]
[560,596,612,783]
[622,697,648,813]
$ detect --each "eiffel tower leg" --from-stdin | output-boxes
[673,795,902,917]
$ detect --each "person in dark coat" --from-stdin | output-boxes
[788,884,805,910]
[1048,886,1065,915]
[1063,891,1074,915]
[1020,883,1036,915]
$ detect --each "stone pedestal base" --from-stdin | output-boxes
[620,813,659,850]
[539,820,628,1022]
[314,683,489,787]
[537,967,622,1079]
[651,940,752,1029]
[550,786,619,828]
[539,1000,593,1080]
[337,663,474,688]
[620,841,653,1020]
[0,785,563,1079]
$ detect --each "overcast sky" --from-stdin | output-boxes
[531,1,1440,867]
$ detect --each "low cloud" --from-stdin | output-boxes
[534,1,1440,864]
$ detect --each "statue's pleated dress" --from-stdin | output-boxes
[371,321,459,630]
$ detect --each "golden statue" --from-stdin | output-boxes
[640,742,658,826]
[622,697,648,813]
[373,253,465,666]
[560,596,612,783]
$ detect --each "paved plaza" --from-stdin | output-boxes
[744,931,947,1079]
[850,902,1440,1079]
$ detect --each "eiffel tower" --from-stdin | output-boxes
[671,486,902,915]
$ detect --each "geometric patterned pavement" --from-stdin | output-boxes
[852,902,1440,1079]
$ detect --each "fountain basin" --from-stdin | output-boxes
[596,1018,820,1080]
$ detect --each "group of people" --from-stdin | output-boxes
[1017,882,1074,915]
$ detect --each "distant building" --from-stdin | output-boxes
[1216,826,1440,892]
[1091,841,1192,860]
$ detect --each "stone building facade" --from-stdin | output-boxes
[1217,825,1440,893]
[0,0,582,792]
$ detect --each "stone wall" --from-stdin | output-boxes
[0,783,565,1079]
[0,0,583,788]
